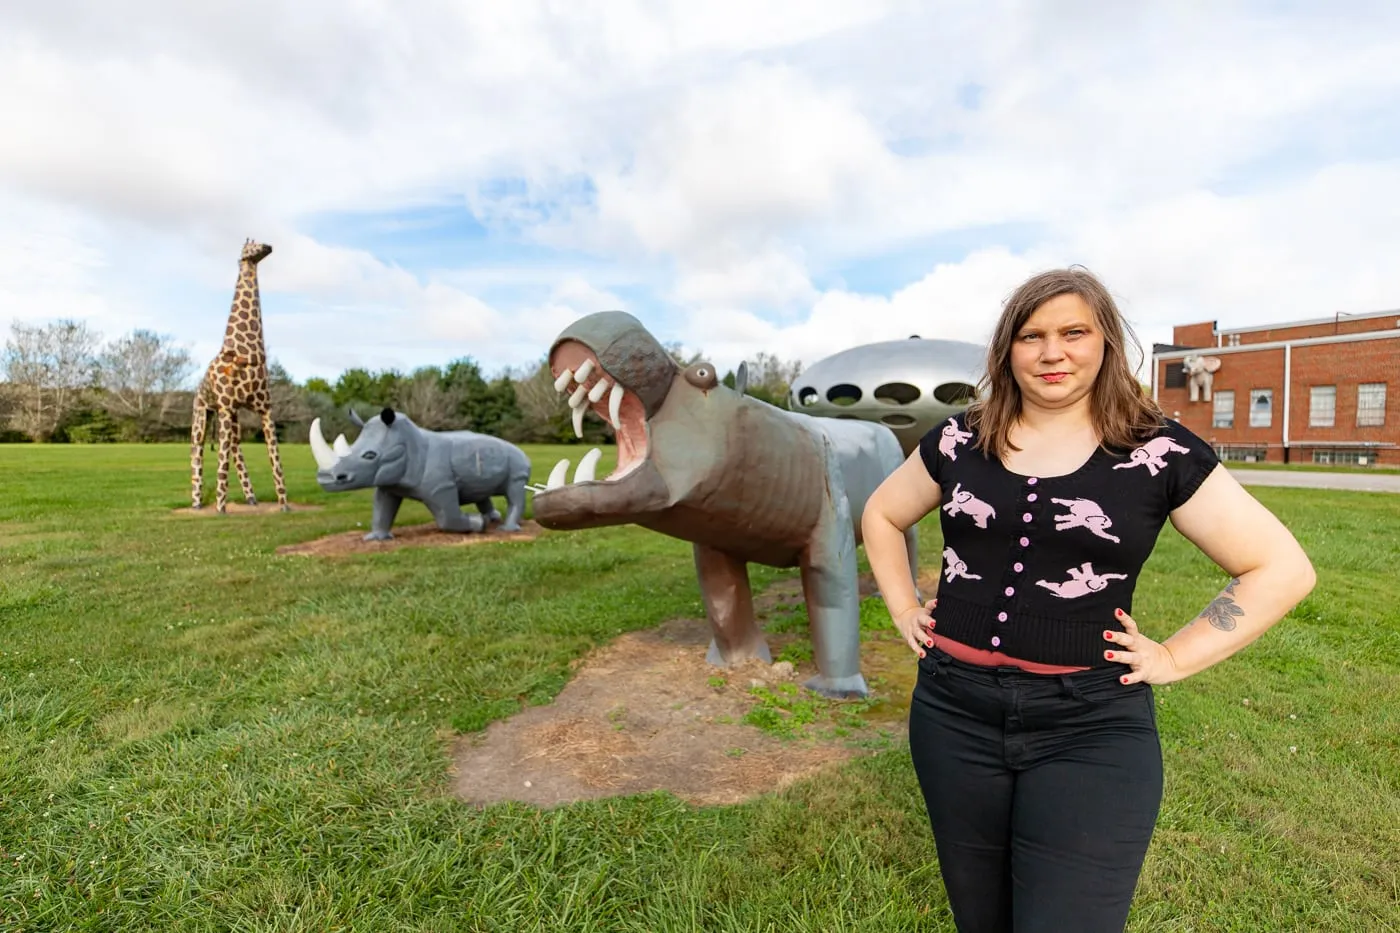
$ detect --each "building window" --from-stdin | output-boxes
[1358,383,1387,427]
[1249,389,1273,428]
[1312,449,1375,466]
[1212,390,1234,428]
[1227,334,1241,347]
[1216,445,1267,463]
[1309,386,1336,427]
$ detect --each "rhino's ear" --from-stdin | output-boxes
[381,407,396,426]
[735,361,749,396]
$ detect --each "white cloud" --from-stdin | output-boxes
[2,0,1398,390]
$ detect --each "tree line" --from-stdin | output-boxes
[0,319,803,445]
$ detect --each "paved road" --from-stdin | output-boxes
[1227,468,1400,494]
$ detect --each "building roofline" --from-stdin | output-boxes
[1216,308,1400,336]
[1153,328,1400,361]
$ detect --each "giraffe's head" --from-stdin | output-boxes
[240,239,273,264]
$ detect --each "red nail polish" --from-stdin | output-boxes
[1114,609,1123,617]
[1105,651,1114,659]
[1104,631,1114,640]
[1120,676,1129,684]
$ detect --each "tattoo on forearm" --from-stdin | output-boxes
[1200,577,1245,631]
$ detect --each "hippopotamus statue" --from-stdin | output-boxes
[310,408,531,541]
[528,311,913,698]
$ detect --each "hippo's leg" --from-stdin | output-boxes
[427,488,486,534]
[500,475,527,532]
[694,543,771,667]
[800,475,868,699]
[906,525,923,603]
[365,487,403,541]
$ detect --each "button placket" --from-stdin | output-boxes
[994,475,1041,651]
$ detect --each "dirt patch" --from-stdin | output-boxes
[171,502,322,516]
[451,617,904,809]
[276,520,543,557]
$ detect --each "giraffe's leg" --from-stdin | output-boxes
[261,412,289,511]
[233,436,257,506]
[190,401,208,509]
[216,409,235,514]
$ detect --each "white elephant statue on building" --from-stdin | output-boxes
[1182,354,1222,402]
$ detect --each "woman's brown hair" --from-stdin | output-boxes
[965,266,1164,461]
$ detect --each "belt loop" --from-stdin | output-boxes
[1057,673,1079,699]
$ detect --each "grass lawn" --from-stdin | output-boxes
[1,443,1397,931]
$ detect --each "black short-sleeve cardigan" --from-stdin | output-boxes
[917,411,1220,668]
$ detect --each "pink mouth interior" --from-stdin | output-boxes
[551,340,649,481]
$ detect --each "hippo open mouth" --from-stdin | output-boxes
[531,338,652,490]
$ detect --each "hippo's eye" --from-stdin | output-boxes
[362,451,377,460]
[684,362,719,390]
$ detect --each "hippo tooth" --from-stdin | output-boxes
[574,447,602,483]
[553,367,574,393]
[608,383,625,429]
[572,402,586,439]
[568,382,590,408]
[574,358,595,382]
[587,377,610,403]
[546,458,570,489]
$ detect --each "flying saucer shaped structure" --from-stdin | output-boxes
[789,336,986,456]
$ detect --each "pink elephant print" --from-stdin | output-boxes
[939,420,974,461]
[1112,436,1191,477]
[1035,562,1128,598]
[942,546,982,583]
[942,482,997,528]
[1050,497,1121,543]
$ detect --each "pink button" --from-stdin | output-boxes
[991,636,1002,647]
[1014,562,1024,572]
[1020,536,1030,547]
[1027,477,1038,485]
[997,611,1007,622]
[1023,513,1032,522]
[1027,493,1038,502]
[1004,586,1015,596]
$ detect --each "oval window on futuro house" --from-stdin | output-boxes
[874,382,921,405]
[933,382,977,404]
[825,384,862,407]
[796,386,819,407]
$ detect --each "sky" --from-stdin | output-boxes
[3,0,1399,385]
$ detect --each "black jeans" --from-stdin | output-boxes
[908,647,1163,933]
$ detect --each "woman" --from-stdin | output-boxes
[860,267,1315,933]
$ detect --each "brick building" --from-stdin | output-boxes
[1151,308,1400,465]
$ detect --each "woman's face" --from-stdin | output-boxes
[1008,292,1106,413]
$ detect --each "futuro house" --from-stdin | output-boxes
[789,336,986,456]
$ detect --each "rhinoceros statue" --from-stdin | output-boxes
[310,408,531,540]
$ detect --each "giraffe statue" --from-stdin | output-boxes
[189,238,289,513]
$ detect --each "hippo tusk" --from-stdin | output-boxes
[588,377,610,403]
[574,358,594,382]
[546,458,570,490]
[553,367,574,393]
[608,383,625,430]
[309,418,337,470]
[572,401,586,438]
[573,447,602,483]
[333,434,351,457]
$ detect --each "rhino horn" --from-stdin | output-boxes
[309,418,337,470]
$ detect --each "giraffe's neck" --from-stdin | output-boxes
[222,261,267,356]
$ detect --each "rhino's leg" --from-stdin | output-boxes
[473,499,502,525]
[694,543,770,667]
[500,476,527,532]
[427,488,486,534]
[365,487,403,541]
[800,483,868,699]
